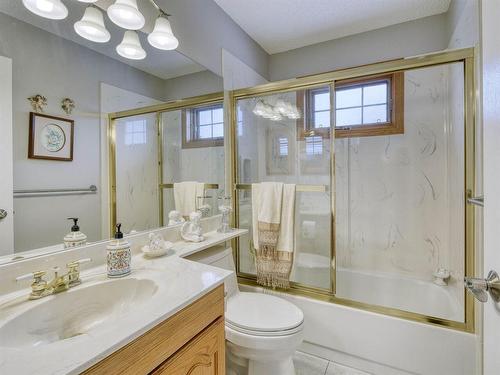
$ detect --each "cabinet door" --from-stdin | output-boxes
[152,318,225,375]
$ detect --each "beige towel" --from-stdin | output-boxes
[252,182,296,289]
[173,181,205,217]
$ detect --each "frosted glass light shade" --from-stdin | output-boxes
[22,0,68,20]
[116,31,146,60]
[147,17,179,50]
[74,7,110,43]
[78,0,98,2]
[107,0,145,30]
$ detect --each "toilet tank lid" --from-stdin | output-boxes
[226,292,304,333]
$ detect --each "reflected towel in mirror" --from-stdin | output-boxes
[173,181,205,217]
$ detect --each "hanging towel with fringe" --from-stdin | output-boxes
[252,182,296,289]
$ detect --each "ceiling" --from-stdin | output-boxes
[0,1,206,80]
[214,0,451,54]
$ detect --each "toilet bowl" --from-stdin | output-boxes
[187,246,304,375]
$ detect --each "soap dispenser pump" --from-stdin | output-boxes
[63,218,87,248]
[106,223,131,278]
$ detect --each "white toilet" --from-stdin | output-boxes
[188,246,304,375]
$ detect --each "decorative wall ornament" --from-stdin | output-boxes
[28,112,74,161]
[27,94,47,113]
[61,98,75,115]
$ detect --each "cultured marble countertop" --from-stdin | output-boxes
[0,229,247,375]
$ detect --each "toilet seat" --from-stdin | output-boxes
[226,292,304,337]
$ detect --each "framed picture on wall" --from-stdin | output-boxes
[28,112,74,161]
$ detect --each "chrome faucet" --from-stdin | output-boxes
[15,258,92,300]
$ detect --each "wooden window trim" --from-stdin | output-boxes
[296,72,404,140]
[181,105,224,149]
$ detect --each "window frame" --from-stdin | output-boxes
[297,72,404,139]
[182,103,224,148]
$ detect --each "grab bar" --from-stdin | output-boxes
[14,185,97,198]
[235,183,327,193]
[159,183,219,189]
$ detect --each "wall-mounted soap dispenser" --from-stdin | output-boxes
[106,223,131,278]
[63,218,87,248]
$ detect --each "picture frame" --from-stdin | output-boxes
[28,112,74,161]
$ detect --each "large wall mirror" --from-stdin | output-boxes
[0,1,223,261]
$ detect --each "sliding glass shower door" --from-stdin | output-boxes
[234,85,333,290]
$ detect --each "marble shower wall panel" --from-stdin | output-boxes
[161,109,225,222]
[335,64,465,313]
[115,114,159,234]
[446,62,466,309]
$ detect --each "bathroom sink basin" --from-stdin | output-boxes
[0,277,158,348]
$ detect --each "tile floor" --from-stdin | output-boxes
[294,351,371,375]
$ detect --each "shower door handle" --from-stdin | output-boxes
[464,270,500,303]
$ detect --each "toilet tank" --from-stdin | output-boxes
[186,245,239,297]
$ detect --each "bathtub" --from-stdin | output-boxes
[242,253,477,375]
[293,253,463,322]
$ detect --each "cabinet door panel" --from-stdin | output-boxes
[152,318,225,375]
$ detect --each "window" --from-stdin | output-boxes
[305,135,323,155]
[182,103,224,148]
[297,72,404,139]
[278,137,289,156]
[124,119,147,145]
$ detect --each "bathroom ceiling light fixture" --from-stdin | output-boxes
[148,15,179,50]
[22,0,68,20]
[107,0,145,30]
[74,6,111,43]
[116,30,147,60]
[253,99,301,121]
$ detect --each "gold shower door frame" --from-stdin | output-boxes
[229,48,476,333]
[107,92,224,234]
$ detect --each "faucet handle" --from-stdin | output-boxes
[66,258,92,287]
[66,258,92,268]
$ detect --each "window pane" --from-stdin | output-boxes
[314,91,330,111]
[278,137,288,156]
[363,105,388,124]
[336,87,362,109]
[213,107,223,123]
[364,83,388,105]
[314,111,330,128]
[198,110,212,125]
[198,124,212,139]
[212,123,224,138]
[305,136,323,155]
[336,107,362,127]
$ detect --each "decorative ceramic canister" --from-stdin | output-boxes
[106,223,131,278]
[64,218,87,248]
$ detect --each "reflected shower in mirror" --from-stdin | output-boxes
[160,100,226,225]
[0,1,223,261]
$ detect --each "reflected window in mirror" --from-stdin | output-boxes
[125,119,147,145]
[182,103,224,148]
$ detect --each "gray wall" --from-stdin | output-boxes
[0,12,165,252]
[164,70,223,100]
[268,14,449,81]
[166,0,269,80]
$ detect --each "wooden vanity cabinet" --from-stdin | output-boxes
[83,285,225,375]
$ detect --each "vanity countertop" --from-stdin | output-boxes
[0,229,247,375]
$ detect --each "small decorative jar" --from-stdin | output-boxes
[107,223,131,278]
